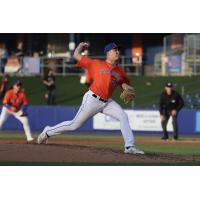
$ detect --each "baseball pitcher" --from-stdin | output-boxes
[0,80,34,142]
[37,42,144,154]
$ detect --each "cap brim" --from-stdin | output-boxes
[104,44,122,54]
[14,84,22,87]
[13,82,22,86]
[113,45,122,50]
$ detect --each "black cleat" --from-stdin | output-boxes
[173,136,179,141]
[161,136,169,140]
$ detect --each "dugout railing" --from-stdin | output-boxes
[0,55,142,76]
[40,55,142,76]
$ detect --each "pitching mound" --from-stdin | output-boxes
[0,138,200,165]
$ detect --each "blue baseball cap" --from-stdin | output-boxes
[104,43,120,54]
[13,80,22,86]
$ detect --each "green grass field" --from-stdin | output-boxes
[4,75,200,108]
[1,132,200,156]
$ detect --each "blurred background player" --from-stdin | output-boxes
[15,41,24,58]
[43,68,56,105]
[37,42,144,154]
[159,82,184,140]
[0,43,8,74]
[0,80,34,142]
[0,74,9,101]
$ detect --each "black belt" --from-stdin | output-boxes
[92,94,107,103]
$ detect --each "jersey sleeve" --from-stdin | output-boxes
[3,91,10,105]
[119,68,130,85]
[22,92,28,105]
[76,57,93,69]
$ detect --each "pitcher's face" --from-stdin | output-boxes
[13,84,21,93]
[106,48,120,62]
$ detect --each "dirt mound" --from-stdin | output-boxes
[0,139,200,165]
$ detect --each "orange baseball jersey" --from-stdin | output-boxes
[85,69,92,84]
[76,57,130,100]
[3,89,28,111]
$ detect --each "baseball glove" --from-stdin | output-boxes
[20,111,28,117]
[18,110,28,117]
[120,88,135,104]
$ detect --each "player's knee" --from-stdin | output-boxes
[69,122,82,131]
[118,111,128,121]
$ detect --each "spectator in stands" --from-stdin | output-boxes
[15,41,24,69]
[43,68,56,105]
[0,74,9,101]
[15,41,24,57]
[159,82,184,140]
[0,43,8,74]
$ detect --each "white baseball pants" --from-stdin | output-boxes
[0,106,33,141]
[46,90,134,147]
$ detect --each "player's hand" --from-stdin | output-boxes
[10,107,17,112]
[160,115,166,121]
[78,42,89,49]
[74,42,89,61]
[122,83,134,91]
[171,110,177,116]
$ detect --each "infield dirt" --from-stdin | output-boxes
[0,138,200,165]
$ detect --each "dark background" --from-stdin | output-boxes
[0,33,170,55]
